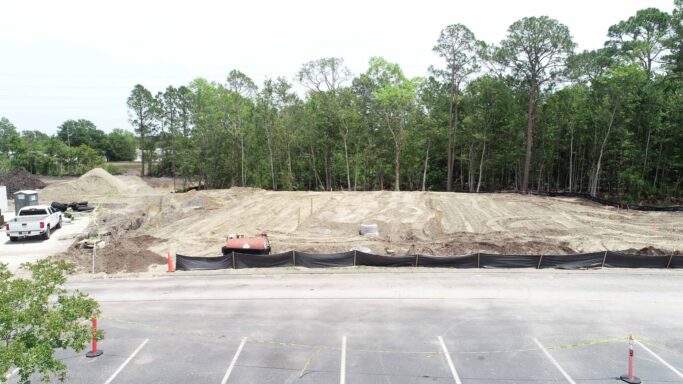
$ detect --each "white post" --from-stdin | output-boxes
[92,243,96,274]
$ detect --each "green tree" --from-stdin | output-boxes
[127,85,156,176]
[0,117,18,154]
[495,16,575,193]
[362,57,418,191]
[297,57,352,190]
[227,70,257,187]
[606,7,671,75]
[0,260,101,383]
[56,120,106,151]
[665,0,683,77]
[432,24,481,191]
[104,129,137,161]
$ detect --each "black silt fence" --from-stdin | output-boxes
[479,254,541,268]
[172,250,682,271]
[176,254,233,271]
[603,251,672,268]
[354,252,416,267]
[294,251,355,268]
[538,252,605,269]
[234,251,294,269]
[416,254,478,268]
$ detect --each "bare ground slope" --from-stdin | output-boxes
[38,169,681,271]
[144,189,682,256]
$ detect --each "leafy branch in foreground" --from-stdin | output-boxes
[0,260,101,383]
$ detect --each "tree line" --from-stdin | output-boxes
[0,118,137,175]
[128,4,682,203]
[2,4,681,203]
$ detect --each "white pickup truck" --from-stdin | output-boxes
[5,205,63,241]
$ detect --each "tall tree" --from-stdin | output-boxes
[664,0,683,78]
[606,7,671,75]
[0,117,18,154]
[56,119,106,151]
[227,70,257,187]
[127,84,156,176]
[297,57,351,190]
[363,57,417,191]
[432,24,481,191]
[495,16,575,193]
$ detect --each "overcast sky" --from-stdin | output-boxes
[0,0,675,135]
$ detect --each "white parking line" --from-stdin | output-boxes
[438,336,462,384]
[635,339,683,379]
[532,338,576,384]
[220,337,247,384]
[103,339,149,384]
[340,336,347,384]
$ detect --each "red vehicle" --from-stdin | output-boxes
[221,233,271,255]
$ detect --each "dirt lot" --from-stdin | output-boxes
[31,168,681,273]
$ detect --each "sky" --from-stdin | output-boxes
[0,0,676,135]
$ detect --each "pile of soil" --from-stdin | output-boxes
[0,169,46,197]
[56,235,166,273]
[622,246,682,256]
[41,168,153,197]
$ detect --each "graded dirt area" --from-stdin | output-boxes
[28,168,682,273]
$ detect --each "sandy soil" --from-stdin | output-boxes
[145,189,682,256]
[34,169,682,273]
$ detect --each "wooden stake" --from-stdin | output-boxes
[602,251,608,268]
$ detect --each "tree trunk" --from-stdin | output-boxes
[422,139,431,192]
[446,74,456,192]
[569,129,574,192]
[591,105,618,197]
[140,131,145,177]
[342,132,351,191]
[394,145,401,191]
[476,140,486,193]
[522,80,536,193]
[265,125,276,191]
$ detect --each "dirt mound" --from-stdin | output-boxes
[42,168,153,197]
[0,169,46,197]
[622,246,682,256]
[56,235,166,273]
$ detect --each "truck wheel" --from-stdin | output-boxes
[43,226,51,240]
[55,218,62,229]
[9,236,18,242]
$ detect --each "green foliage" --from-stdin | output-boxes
[56,120,107,152]
[606,7,671,74]
[102,163,124,175]
[0,260,101,383]
[0,117,18,154]
[127,84,156,176]
[104,129,137,161]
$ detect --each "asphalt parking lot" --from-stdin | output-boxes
[7,269,683,383]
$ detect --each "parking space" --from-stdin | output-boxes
[7,270,683,383]
[12,324,682,384]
